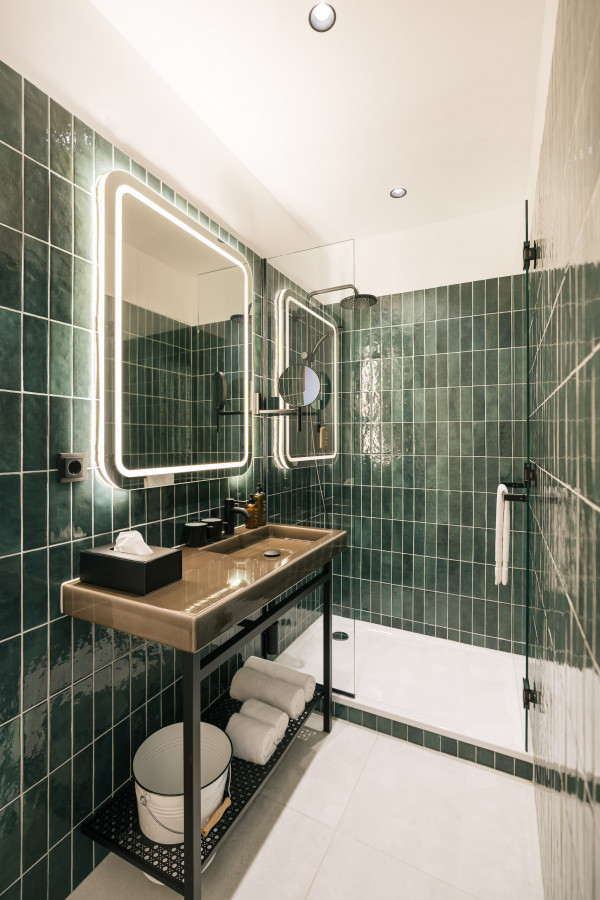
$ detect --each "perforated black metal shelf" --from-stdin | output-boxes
[81,686,324,893]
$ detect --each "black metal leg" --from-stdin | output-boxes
[323,562,333,732]
[183,651,202,900]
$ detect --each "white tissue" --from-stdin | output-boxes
[113,530,153,556]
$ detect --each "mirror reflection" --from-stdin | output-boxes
[98,172,251,487]
[278,365,321,407]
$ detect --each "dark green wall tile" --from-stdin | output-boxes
[50,687,72,771]
[0,554,20,640]
[48,544,71,622]
[49,321,72,396]
[23,625,48,711]
[24,236,49,316]
[23,701,47,789]
[73,327,91,397]
[50,174,72,252]
[49,616,72,695]
[73,118,93,190]
[23,313,48,393]
[49,479,71,545]
[0,223,21,310]
[23,856,48,899]
[0,392,20,472]
[73,256,92,329]
[49,759,71,846]
[74,187,92,260]
[50,100,72,179]
[0,718,20,807]
[0,798,20,893]
[73,745,93,824]
[73,674,93,754]
[0,307,21,390]
[48,833,71,900]
[94,134,112,179]
[23,548,48,631]
[22,779,48,872]
[0,636,20,725]
[24,157,48,239]
[50,247,72,323]
[0,62,22,150]
[24,80,48,164]
[23,393,48,471]
[0,144,22,229]
[0,475,20,556]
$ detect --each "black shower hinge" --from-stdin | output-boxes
[523,678,539,709]
[524,462,537,487]
[523,240,539,270]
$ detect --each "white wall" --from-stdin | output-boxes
[355,204,525,296]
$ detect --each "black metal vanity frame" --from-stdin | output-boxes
[81,562,333,899]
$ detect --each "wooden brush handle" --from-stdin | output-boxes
[201,797,231,837]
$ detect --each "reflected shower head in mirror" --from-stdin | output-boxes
[278,364,321,407]
[302,324,343,364]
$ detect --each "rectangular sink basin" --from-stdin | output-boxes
[62,523,346,653]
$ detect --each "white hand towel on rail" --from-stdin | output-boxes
[240,699,289,744]
[244,655,316,702]
[230,667,305,719]
[225,713,276,765]
[495,484,510,586]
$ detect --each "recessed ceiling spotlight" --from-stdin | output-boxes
[390,187,407,199]
[309,3,336,32]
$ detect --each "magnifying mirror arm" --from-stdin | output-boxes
[216,408,244,434]
[253,396,304,432]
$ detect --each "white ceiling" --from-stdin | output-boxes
[88,0,545,248]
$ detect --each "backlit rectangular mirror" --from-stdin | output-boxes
[275,289,338,468]
[96,171,252,488]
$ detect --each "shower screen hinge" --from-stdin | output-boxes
[524,462,537,487]
[523,678,539,709]
[523,240,539,270]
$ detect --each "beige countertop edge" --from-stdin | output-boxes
[63,529,346,653]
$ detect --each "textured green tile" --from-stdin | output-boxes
[49,395,72,466]
[23,548,48,631]
[424,730,440,751]
[477,746,495,768]
[49,833,72,900]
[495,752,515,776]
[49,616,72,695]
[94,664,112,738]
[441,735,458,756]
[0,718,20,807]
[49,760,71,846]
[73,675,93,754]
[73,256,93,329]
[407,725,424,745]
[0,62,21,150]
[0,798,20,893]
[24,235,49,316]
[50,174,72,252]
[0,553,20,645]
[515,758,533,781]
[0,636,20,725]
[23,625,47,711]
[50,99,72,179]
[24,157,48,239]
[50,247,72,323]
[23,393,47,471]
[24,80,49,164]
[74,186,92,260]
[73,327,91,397]
[0,474,20,556]
[49,478,72,545]
[0,392,20,473]
[23,701,47,789]
[94,134,112,179]
[49,320,72,396]
[0,223,21,310]
[73,746,93,825]
[23,313,48,393]
[73,118,93,190]
[458,741,476,762]
[50,687,72,771]
[22,780,48,872]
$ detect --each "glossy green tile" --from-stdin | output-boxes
[0,61,22,150]
[0,798,20,893]
[50,247,72,323]
[23,624,47,711]
[23,313,48,394]
[49,616,72,695]
[73,327,91,397]
[23,857,48,899]
[73,674,93,754]
[0,224,21,310]
[49,478,71,546]
[74,186,92,260]
[49,320,72,396]
[0,475,20,556]
[23,157,48,239]
[23,548,48,631]
[50,174,72,252]
[48,547,71,617]
[0,307,21,390]
[24,80,49,164]
[0,554,20,641]
[49,760,71,846]
[73,256,93,329]
[73,746,93,825]
[0,718,20,807]
[48,395,72,466]
[50,687,72,771]
[94,134,112,179]
[49,833,71,900]
[73,118,93,190]
[0,392,20,473]
[24,236,49,316]
[50,100,72,179]
[23,701,47,789]
[477,746,494,768]
[94,664,112,738]
[22,780,48,872]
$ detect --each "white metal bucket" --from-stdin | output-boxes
[133,722,232,845]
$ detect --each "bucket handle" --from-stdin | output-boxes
[202,765,232,838]
[138,795,184,837]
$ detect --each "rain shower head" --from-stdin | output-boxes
[340,293,377,310]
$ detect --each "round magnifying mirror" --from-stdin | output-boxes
[278,364,321,407]
[212,371,227,411]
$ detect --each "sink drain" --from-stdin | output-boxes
[333,631,349,641]
[263,549,281,558]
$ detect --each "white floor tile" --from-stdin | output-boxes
[336,736,544,900]
[307,832,481,900]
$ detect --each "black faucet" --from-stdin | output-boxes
[223,498,251,535]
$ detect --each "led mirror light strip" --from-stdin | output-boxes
[96,173,251,485]
[274,289,338,467]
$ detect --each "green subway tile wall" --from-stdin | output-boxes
[329,278,528,653]
[0,60,285,899]
[527,0,600,896]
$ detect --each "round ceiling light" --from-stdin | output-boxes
[390,187,407,199]
[309,3,336,32]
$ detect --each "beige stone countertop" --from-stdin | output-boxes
[62,524,346,653]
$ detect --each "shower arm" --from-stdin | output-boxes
[306,284,358,303]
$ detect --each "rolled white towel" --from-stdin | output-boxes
[230,668,305,719]
[244,655,316,702]
[240,699,289,744]
[226,713,276,765]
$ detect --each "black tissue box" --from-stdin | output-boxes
[79,545,182,596]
